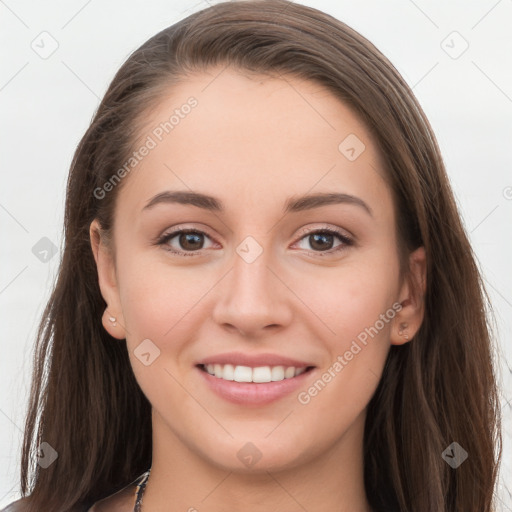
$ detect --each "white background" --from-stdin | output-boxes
[1,0,511,509]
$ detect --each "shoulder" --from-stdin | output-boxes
[86,480,138,512]
[0,474,141,512]
[0,497,29,511]
[87,470,150,512]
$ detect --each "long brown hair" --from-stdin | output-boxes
[18,1,501,511]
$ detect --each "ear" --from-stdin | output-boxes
[89,219,126,339]
[390,246,427,345]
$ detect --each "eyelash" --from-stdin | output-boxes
[155,226,354,258]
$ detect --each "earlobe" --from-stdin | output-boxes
[391,246,427,346]
[101,308,126,340]
[89,219,126,340]
[391,319,413,346]
[397,322,410,341]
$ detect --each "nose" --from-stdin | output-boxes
[211,246,293,338]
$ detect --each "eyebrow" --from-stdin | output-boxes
[142,190,373,216]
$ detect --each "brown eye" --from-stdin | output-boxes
[158,229,215,256]
[294,228,353,254]
[308,232,335,251]
[178,232,205,251]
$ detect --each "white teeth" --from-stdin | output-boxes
[252,366,272,383]
[221,364,234,381]
[271,366,285,381]
[233,365,252,382]
[285,366,296,379]
[214,364,223,378]
[203,364,309,383]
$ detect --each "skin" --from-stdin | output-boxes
[90,66,426,512]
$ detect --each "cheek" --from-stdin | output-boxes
[301,258,399,346]
[115,249,210,351]
[294,267,397,438]
[116,256,208,406]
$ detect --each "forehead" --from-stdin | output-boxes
[116,66,392,221]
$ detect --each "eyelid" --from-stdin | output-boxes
[294,223,353,242]
[155,223,217,243]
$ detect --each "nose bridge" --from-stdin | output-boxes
[232,246,274,300]
[211,237,292,334]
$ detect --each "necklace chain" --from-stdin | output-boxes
[133,468,151,512]
[132,468,375,511]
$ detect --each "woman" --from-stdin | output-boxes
[3,1,501,511]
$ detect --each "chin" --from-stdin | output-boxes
[197,432,313,474]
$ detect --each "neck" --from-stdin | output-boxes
[141,408,373,512]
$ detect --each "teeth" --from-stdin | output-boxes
[285,366,296,379]
[271,366,285,381]
[220,364,234,381]
[253,366,272,383]
[234,365,253,382]
[203,364,308,382]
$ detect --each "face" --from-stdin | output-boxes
[91,67,425,473]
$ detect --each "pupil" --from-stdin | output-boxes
[181,233,203,250]
[310,233,333,251]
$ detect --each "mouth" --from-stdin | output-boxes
[196,363,317,406]
[197,363,315,383]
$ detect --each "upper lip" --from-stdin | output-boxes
[197,352,315,368]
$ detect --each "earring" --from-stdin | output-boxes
[398,322,409,340]
[108,315,117,327]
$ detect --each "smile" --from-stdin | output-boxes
[197,363,316,406]
[200,363,312,383]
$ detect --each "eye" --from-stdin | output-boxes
[293,227,353,255]
[156,228,216,257]
[155,225,353,257]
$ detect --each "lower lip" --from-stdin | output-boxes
[197,365,315,406]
